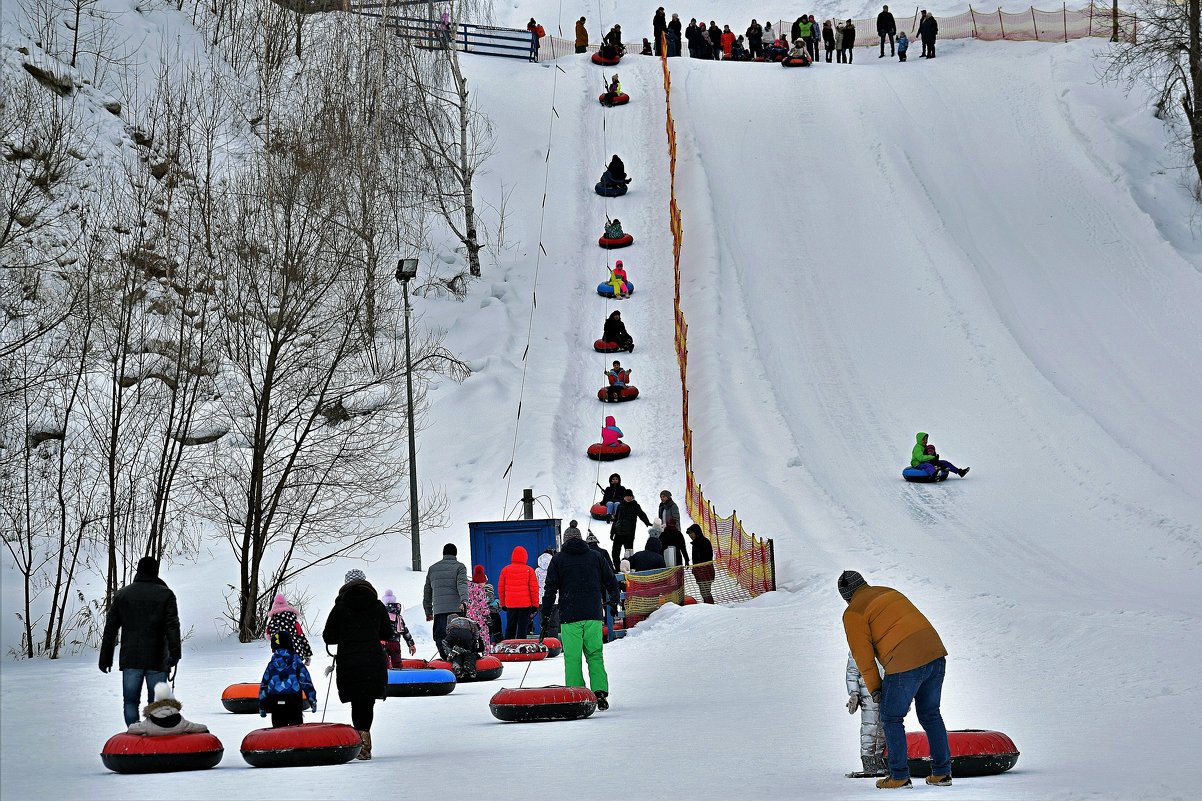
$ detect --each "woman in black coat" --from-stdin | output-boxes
[687,524,716,604]
[607,154,628,183]
[323,569,393,759]
[602,310,634,351]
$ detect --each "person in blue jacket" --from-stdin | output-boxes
[259,630,317,727]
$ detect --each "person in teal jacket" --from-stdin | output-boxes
[911,432,969,477]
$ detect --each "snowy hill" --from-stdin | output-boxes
[3,0,1202,798]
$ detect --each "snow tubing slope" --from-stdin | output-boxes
[599,92,630,106]
[902,466,949,483]
[428,656,504,681]
[500,638,563,658]
[591,52,621,66]
[595,182,627,197]
[101,732,224,774]
[492,641,550,662]
[489,686,597,723]
[240,723,361,768]
[598,386,639,402]
[597,280,634,297]
[598,234,634,249]
[587,442,631,461]
[386,668,456,696]
[904,730,1020,778]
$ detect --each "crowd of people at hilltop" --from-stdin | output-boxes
[556,6,941,63]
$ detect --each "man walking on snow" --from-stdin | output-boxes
[839,570,952,789]
[541,527,619,710]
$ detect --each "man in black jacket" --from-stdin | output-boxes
[541,528,619,709]
[99,556,182,725]
[609,488,651,570]
[877,5,897,57]
[746,19,764,59]
[918,11,938,58]
[629,536,666,572]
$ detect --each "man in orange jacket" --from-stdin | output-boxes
[840,570,952,789]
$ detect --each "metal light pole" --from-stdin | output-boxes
[397,258,421,571]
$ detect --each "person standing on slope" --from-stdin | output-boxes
[540,527,619,710]
[423,543,470,658]
[687,524,716,603]
[99,556,182,726]
[897,31,909,61]
[839,571,952,789]
[381,589,417,667]
[498,545,540,640]
[653,7,667,56]
[841,19,857,63]
[575,17,588,54]
[628,535,666,571]
[323,569,392,760]
[823,20,836,62]
[911,432,969,477]
[846,652,887,776]
[609,488,652,570]
[877,5,897,57]
[746,19,763,59]
[668,14,683,56]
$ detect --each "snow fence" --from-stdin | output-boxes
[620,38,777,629]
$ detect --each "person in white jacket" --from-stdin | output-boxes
[846,653,886,775]
[535,549,559,637]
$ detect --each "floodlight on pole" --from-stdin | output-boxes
[397,258,421,571]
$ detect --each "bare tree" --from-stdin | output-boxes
[1105,0,1202,193]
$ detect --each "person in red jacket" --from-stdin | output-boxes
[497,546,540,640]
[720,25,735,57]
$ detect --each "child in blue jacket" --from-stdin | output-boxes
[897,31,909,61]
[259,630,318,727]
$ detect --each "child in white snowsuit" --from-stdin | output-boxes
[846,652,886,774]
[126,682,209,736]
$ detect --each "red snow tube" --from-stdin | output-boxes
[598,233,634,249]
[599,92,630,106]
[591,502,609,520]
[587,442,631,461]
[222,682,309,713]
[489,686,597,723]
[591,52,621,66]
[782,54,812,67]
[401,658,429,669]
[101,732,224,774]
[240,722,361,768]
[598,386,639,402]
[428,655,504,681]
[593,339,626,353]
[683,596,698,605]
[902,730,1020,778]
[492,641,550,662]
[501,637,562,658]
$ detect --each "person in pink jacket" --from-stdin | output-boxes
[601,416,623,446]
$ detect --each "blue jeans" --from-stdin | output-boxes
[880,657,951,779]
[122,668,169,725]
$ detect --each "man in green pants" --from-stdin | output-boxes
[540,527,619,710]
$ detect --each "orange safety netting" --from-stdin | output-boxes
[623,547,774,625]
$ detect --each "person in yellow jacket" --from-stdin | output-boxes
[575,17,589,54]
[839,570,953,789]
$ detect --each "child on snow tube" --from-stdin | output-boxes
[602,74,623,106]
[126,682,210,737]
[602,310,634,351]
[604,218,625,239]
[601,415,624,446]
[607,260,631,298]
[605,360,632,401]
[910,432,969,478]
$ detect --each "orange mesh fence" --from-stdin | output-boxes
[630,37,776,630]
[624,549,776,626]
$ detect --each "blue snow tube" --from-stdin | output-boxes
[597,281,634,297]
[902,464,948,483]
[595,182,628,197]
[386,668,456,697]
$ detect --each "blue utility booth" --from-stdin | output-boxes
[469,518,561,636]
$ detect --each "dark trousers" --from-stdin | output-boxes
[575,44,586,54]
[845,46,854,63]
[749,38,761,57]
[504,608,534,640]
[267,694,303,728]
[879,32,894,55]
[383,639,403,669]
[899,49,907,61]
[825,44,834,62]
[351,698,374,731]
[654,33,663,56]
[432,612,453,658]
[607,385,625,402]
[711,41,721,60]
[611,537,632,571]
[806,39,817,60]
[837,47,847,63]
[922,39,935,57]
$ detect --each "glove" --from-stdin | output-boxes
[425,614,434,622]
[310,701,318,713]
[99,664,111,674]
[847,694,860,714]
[871,689,882,704]
[304,658,311,666]
[324,664,335,677]
[408,644,417,656]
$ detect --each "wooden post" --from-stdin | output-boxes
[970,6,979,38]
[1111,0,1119,42]
[1063,2,1068,42]
[1032,6,1039,39]
[1088,3,1093,37]
[998,7,1006,39]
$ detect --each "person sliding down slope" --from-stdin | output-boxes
[602,310,634,351]
[608,261,631,298]
[604,361,632,402]
[603,217,626,240]
[910,432,969,478]
[602,73,622,106]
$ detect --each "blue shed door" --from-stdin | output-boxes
[468,518,561,636]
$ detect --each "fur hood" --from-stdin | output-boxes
[126,683,209,737]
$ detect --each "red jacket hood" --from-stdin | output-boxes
[605,416,616,427]
[511,546,528,564]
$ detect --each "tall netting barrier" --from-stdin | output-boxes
[613,37,779,630]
